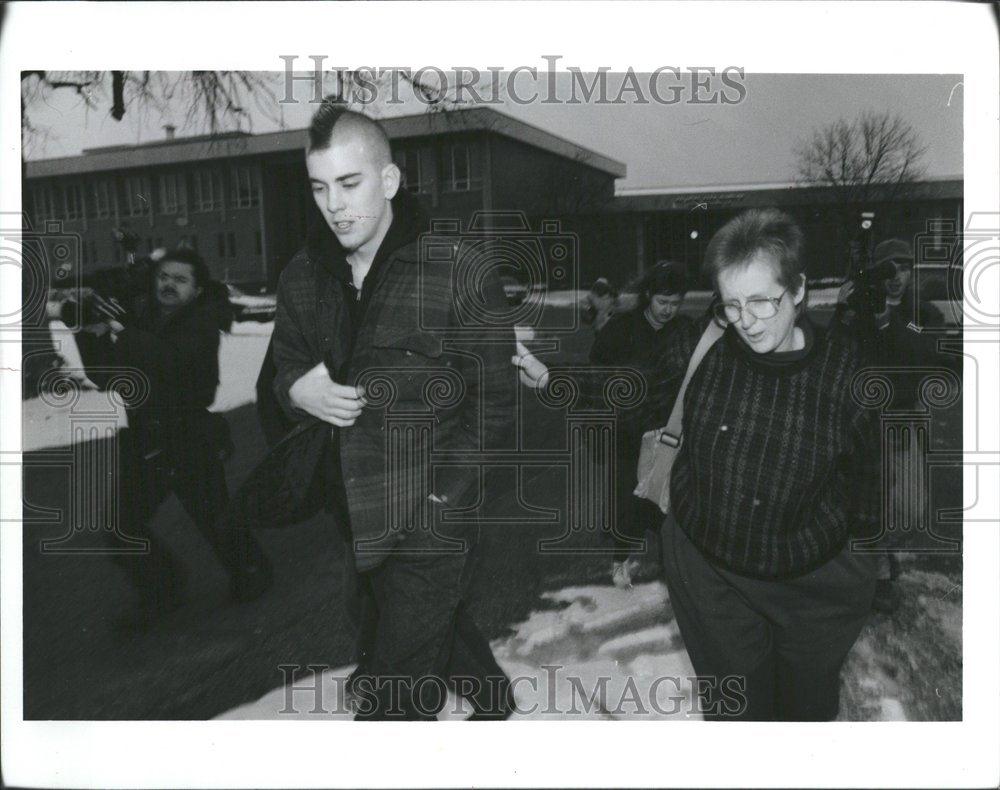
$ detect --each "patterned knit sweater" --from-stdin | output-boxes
[668,316,880,579]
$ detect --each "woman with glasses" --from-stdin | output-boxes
[514,208,878,720]
[660,208,879,720]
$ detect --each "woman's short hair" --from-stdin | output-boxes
[634,261,688,309]
[703,209,805,291]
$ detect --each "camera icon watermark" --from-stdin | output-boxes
[0,214,82,333]
[418,211,579,333]
[913,212,999,333]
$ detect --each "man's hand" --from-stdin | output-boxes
[91,294,127,334]
[289,361,366,426]
[511,340,550,390]
[837,280,856,305]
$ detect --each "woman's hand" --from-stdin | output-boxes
[511,340,550,390]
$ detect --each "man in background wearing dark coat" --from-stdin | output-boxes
[77,249,270,627]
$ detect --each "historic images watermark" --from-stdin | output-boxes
[278,57,748,107]
[275,663,748,718]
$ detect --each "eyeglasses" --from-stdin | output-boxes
[712,288,788,325]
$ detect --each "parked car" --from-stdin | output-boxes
[226,284,276,323]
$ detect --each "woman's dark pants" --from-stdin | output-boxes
[660,513,876,721]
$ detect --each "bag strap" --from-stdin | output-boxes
[660,320,725,446]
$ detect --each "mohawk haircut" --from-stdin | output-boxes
[307,98,392,167]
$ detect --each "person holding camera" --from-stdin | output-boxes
[516,209,879,720]
[259,103,515,720]
[835,237,951,613]
[582,277,619,332]
[588,261,691,588]
[75,248,271,628]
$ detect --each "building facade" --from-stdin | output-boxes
[23,108,625,290]
[24,108,961,293]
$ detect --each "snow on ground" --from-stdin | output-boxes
[210,320,273,413]
[22,321,273,452]
[216,576,928,721]
[218,581,699,720]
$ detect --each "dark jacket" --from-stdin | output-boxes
[240,192,516,570]
[833,290,956,409]
[77,288,230,464]
[590,308,694,436]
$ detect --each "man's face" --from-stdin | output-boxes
[716,252,805,354]
[306,138,398,255]
[884,263,913,300]
[155,260,201,311]
[647,292,684,324]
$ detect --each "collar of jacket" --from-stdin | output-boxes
[304,189,429,284]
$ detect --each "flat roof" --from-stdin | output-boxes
[25,107,627,180]
[612,176,963,211]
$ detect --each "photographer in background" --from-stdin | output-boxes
[582,276,619,333]
[76,248,271,628]
[834,236,948,614]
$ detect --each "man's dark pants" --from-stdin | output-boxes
[350,522,510,720]
[109,428,269,607]
[660,513,876,721]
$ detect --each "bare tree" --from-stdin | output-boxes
[21,71,286,156]
[795,110,927,204]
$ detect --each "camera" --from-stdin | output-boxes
[847,211,897,316]
[418,211,579,333]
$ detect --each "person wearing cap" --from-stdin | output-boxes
[835,237,951,613]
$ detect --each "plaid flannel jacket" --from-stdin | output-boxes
[271,234,516,571]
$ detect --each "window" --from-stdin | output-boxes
[443,142,481,192]
[91,180,112,219]
[32,185,57,222]
[395,148,430,195]
[193,170,223,212]
[124,175,151,217]
[64,183,84,221]
[216,231,237,259]
[231,166,260,208]
[159,172,185,214]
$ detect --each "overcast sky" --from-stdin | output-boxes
[22,72,963,190]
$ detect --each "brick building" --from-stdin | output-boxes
[607,177,964,286]
[23,107,961,291]
[23,107,626,290]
